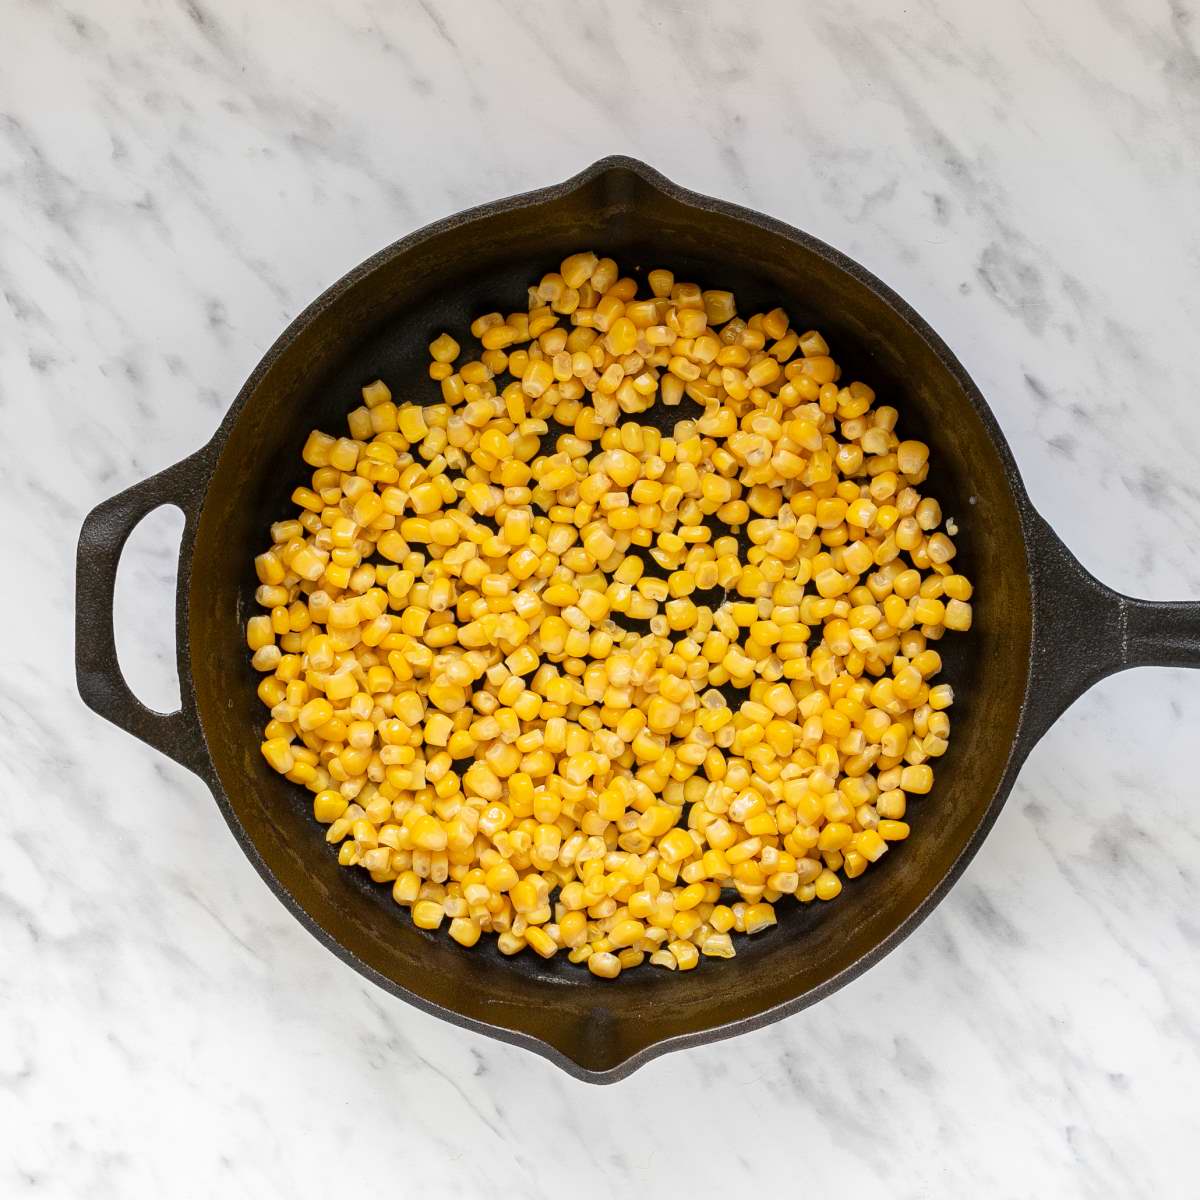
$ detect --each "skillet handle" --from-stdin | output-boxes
[1021,508,1200,751]
[1122,596,1200,667]
[76,447,213,778]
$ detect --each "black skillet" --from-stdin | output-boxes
[75,157,1200,1082]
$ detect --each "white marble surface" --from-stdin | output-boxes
[4,0,1200,1195]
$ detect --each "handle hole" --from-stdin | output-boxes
[114,504,185,714]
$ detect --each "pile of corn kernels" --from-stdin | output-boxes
[248,252,973,978]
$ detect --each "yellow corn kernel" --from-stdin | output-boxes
[667,940,698,970]
[296,697,332,733]
[525,926,558,958]
[743,902,777,934]
[817,822,853,851]
[852,828,888,862]
[814,869,842,901]
[561,251,598,289]
[944,599,973,631]
[708,904,735,933]
[429,333,460,363]
[608,918,645,949]
[659,828,695,864]
[392,871,421,904]
[411,814,448,852]
[485,861,519,893]
[943,574,973,601]
[411,900,445,930]
[313,790,347,824]
[448,917,481,947]
[897,440,929,475]
[246,615,274,651]
[913,596,945,626]
[581,950,617,978]
[900,764,933,794]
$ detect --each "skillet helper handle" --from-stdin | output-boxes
[1023,508,1200,751]
[76,447,212,777]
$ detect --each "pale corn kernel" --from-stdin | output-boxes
[701,932,735,958]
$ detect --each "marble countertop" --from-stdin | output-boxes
[5,1,1200,1195]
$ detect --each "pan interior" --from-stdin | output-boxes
[190,166,1032,1074]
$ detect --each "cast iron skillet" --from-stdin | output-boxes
[75,157,1200,1083]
